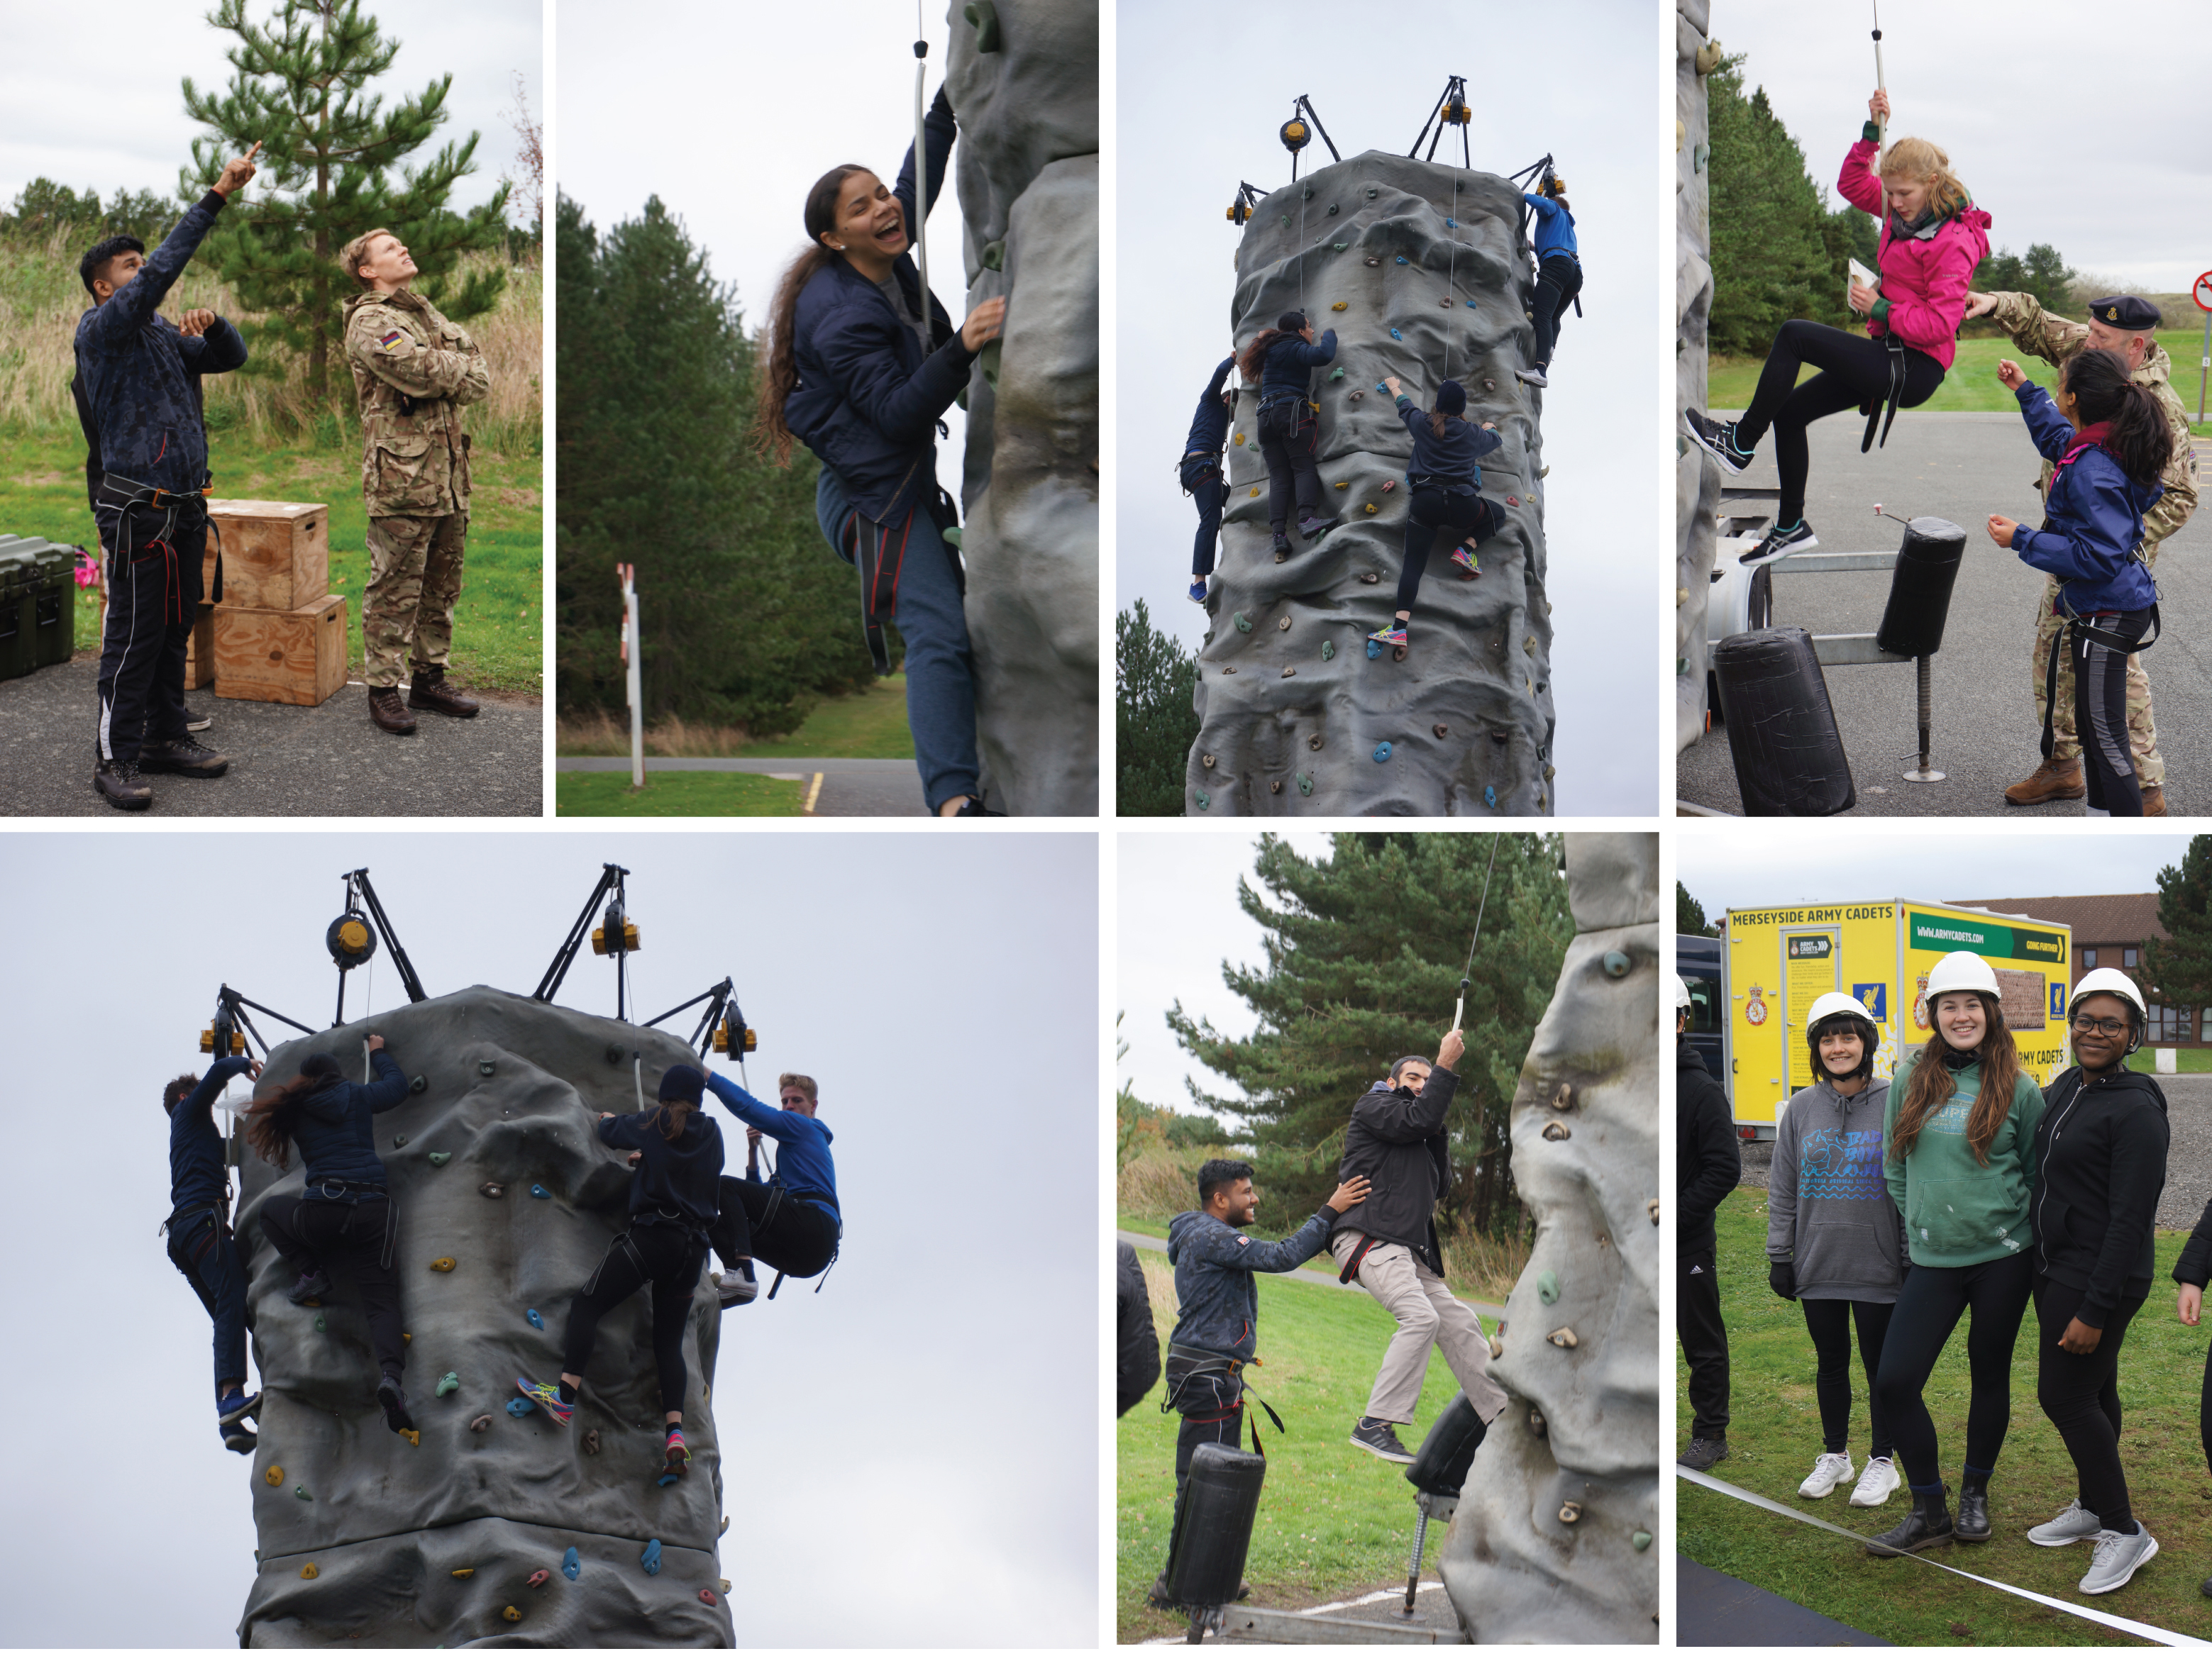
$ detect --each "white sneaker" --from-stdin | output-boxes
[2027,1497,2103,1547]
[1848,1455,1901,1508]
[1799,1451,1855,1499]
[2079,1526,2158,1595]
[715,1267,758,1308]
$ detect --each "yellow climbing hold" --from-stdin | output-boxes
[452,1568,475,1579]
[502,1606,521,1623]
[301,1564,319,1580]
[1233,433,1244,445]
[1249,487,1261,497]
[1364,503,1378,514]
[265,1466,283,1487]
[1330,301,1346,311]
[430,1257,455,1272]
[1334,481,1349,489]
[402,1428,421,1446]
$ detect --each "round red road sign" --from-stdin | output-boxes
[2194,270,2212,311]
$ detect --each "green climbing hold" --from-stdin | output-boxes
[1328,367,1344,380]
[1195,789,1211,811]
[1233,613,1252,633]
[314,1313,326,1331]
[294,1485,312,1501]
[1327,204,1339,216]
[1320,640,1335,660]
[1603,950,1631,977]
[1537,1270,1560,1305]
[943,528,963,550]
[1296,774,1313,796]
[1632,1531,1653,1552]
[436,1372,460,1397]
[1331,241,1346,251]
[981,240,1005,272]
[1280,214,1290,228]
[392,1135,407,1149]
[978,340,1001,389]
[962,0,1000,52]
[956,385,968,411]
[426,1152,450,1167]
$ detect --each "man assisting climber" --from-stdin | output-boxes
[77,141,260,809]
[162,1054,265,1452]
[702,1069,842,1307]
[1327,1031,1509,1462]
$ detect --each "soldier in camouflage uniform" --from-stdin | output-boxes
[339,228,490,735]
[1967,290,2199,815]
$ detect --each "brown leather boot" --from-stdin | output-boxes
[367,686,418,735]
[2142,785,2167,817]
[2003,757,2084,805]
[407,662,480,718]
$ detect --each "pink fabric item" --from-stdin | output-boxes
[1837,138,1991,372]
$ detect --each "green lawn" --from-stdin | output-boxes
[2127,1050,2212,1075]
[731,676,912,757]
[4,426,542,692]
[554,770,804,817]
[1119,1247,1473,1643]
[1677,1188,2212,1645]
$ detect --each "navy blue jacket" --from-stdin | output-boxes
[706,1072,840,1224]
[1166,1204,1342,1362]
[1523,194,1578,260]
[73,191,247,498]
[167,1054,253,1213]
[1397,398,1503,491]
[1183,355,1237,459]
[2008,382,2162,614]
[1258,329,1335,404]
[784,89,973,526]
[292,1050,411,1189]
[599,1108,726,1228]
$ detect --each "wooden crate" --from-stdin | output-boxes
[208,500,329,612]
[214,593,348,706]
[182,601,214,689]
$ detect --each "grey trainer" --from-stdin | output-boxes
[2027,1497,2103,1547]
[2079,1526,2157,1595]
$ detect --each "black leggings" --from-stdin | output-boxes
[260,1192,407,1380]
[2035,1274,2146,1532]
[1182,456,1226,577]
[563,1221,707,1416]
[708,1177,840,1279]
[1734,320,1946,528]
[1395,490,1499,616]
[1529,253,1582,367]
[1802,1297,1895,1459]
[1873,1251,2033,1490]
[1256,399,1322,532]
[2069,609,2154,816]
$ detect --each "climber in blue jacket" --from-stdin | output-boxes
[1517,177,1581,388]
[163,1052,263,1451]
[1368,377,1504,653]
[703,1068,841,1309]
[1237,312,1339,555]
[1179,354,1238,601]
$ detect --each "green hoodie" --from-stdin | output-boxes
[1882,1060,2046,1267]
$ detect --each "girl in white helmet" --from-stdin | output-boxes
[1865,950,2046,1558]
[2024,968,2169,1594]
[1766,992,1907,1509]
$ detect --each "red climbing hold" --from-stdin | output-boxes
[528,1570,551,1589]
[1380,479,1395,492]
[699,1589,718,1607]
[1507,496,1520,506]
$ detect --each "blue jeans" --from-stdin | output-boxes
[167,1210,250,1396]
[814,466,980,813]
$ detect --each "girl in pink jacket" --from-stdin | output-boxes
[1686,89,1992,564]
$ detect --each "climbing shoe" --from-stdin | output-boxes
[1955,1472,1993,1542]
[516,1374,575,1427]
[1296,512,1335,541]
[286,1267,333,1306]
[1188,579,1208,604]
[1368,621,1408,648]
[1683,409,1754,475]
[139,734,231,777]
[1269,530,1293,557]
[377,1374,416,1435]
[1450,544,1481,577]
[658,1427,691,1487]
[93,755,153,811]
[1865,1486,1954,1556]
[717,1266,758,1308]
[218,1388,262,1427]
[1350,1417,1415,1463]
[407,662,480,718]
[221,1418,258,1454]
[1741,520,1817,565]
[184,704,212,733]
[1514,366,1549,388]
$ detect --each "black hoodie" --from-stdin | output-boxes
[1332,1067,1458,1274]
[1678,1038,1740,1258]
[2031,1065,2169,1326]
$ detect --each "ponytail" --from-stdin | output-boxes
[1428,408,1451,438]
[654,1099,693,1143]
[2064,348,2174,487]
[1237,328,1288,384]
[244,1072,328,1172]
[750,164,871,466]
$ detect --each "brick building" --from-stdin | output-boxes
[1950,892,2207,1048]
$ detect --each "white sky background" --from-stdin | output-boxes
[554,0,978,507]
[1715,0,2212,293]
[1114,0,1666,816]
[0,831,1097,1648]
[0,0,538,223]
[1679,826,2197,921]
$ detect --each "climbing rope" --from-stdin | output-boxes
[912,1,929,333]
[1444,167,1461,383]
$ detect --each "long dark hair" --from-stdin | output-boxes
[1889,993,2020,1165]
[651,1099,694,1142]
[1237,328,1294,383]
[1429,408,1458,438]
[244,1055,341,1172]
[751,163,872,466]
[2064,348,2173,487]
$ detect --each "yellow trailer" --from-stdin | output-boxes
[1721,899,2072,1138]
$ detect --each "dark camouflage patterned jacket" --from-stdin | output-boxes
[1165,1204,1342,1361]
[342,287,489,518]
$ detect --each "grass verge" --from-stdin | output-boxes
[1676,1187,2212,1645]
[2127,1050,2212,1074]
[554,770,804,818]
[555,676,914,759]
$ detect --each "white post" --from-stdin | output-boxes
[619,562,643,789]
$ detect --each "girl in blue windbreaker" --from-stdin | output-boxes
[1988,348,2172,818]
[1516,176,1580,388]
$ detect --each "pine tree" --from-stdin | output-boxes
[1165,833,1570,1235]
[181,0,511,404]
[1116,600,1200,816]
[2143,836,2212,1013]
[1707,55,1853,358]
[1677,881,1718,938]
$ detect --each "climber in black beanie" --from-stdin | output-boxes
[1369,376,1503,654]
[1178,353,1237,602]
[1237,310,1337,556]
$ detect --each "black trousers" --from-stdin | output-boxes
[1529,253,1582,367]
[2035,1274,2147,1532]
[1733,320,1946,528]
[1678,1250,1730,1440]
[95,499,206,765]
[1874,1251,2033,1489]
[1181,456,1226,577]
[167,1209,250,1397]
[1256,399,1322,532]
[563,1221,707,1416]
[708,1178,840,1278]
[1162,1360,1244,1578]
[1802,1296,1895,1458]
[1395,489,1498,615]
[260,1192,406,1379]
[2072,609,2154,816]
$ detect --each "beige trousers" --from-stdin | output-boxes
[1331,1234,1509,1426]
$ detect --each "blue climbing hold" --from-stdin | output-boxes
[1485,786,1498,807]
[526,1309,543,1331]
[507,1396,536,1418]
[1445,218,1458,228]
[1320,640,1336,660]
[530,1184,549,1199]
[1374,381,1390,394]
[1388,328,1403,341]
[563,1548,580,1582]
[1395,255,1408,265]
[1366,638,1383,660]
[1466,299,1478,309]
[1373,742,1392,762]
[641,1540,663,1577]
[1195,789,1211,811]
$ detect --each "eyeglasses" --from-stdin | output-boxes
[2069,1016,2130,1038]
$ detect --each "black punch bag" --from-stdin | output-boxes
[1874,516,1967,657]
[1405,1392,1486,1498]
[1166,1442,1266,1609]
[1712,626,1857,816]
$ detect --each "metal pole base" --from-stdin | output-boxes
[1901,766,1947,783]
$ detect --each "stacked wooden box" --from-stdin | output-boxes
[206,501,348,706]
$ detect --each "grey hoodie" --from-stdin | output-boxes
[1766,1076,1908,1303]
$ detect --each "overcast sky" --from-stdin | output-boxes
[1715,0,2212,294]
[1115,0,1666,816]
[0,0,536,222]
[0,831,1096,1648]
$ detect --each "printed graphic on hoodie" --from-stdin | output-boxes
[1800,1126,1886,1200]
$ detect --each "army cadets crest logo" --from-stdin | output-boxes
[2105,306,2120,321]
[378,328,405,352]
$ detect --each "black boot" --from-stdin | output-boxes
[1866,1485,1954,1557]
[1955,1472,1991,1541]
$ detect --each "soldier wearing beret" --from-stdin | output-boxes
[339,229,490,735]
[1962,288,2199,814]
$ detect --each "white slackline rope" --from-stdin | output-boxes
[1677,1465,2211,1648]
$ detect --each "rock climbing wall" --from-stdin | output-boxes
[1677,0,1721,752]
[231,987,735,1647]
[1440,832,1657,1643]
[946,0,1099,815]
[1184,151,1554,817]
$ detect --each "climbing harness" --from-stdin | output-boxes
[1860,332,1909,452]
[2038,545,2160,762]
[94,470,216,625]
[301,1181,400,1272]
[1161,1343,1285,1457]
[835,485,964,675]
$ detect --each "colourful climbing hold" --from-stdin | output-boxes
[719,1577,732,1592]
[1507,495,1519,507]
[528,1570,550,1589]
[426,1152,450,1167]
[1381,479,1395,492]
[1603,950,1632,978]
[1276,616,1291,632]
[507,1397,536,1418]
[1326,203,1339,216]
[1358,570,1379,583]
[477,1061,495,1076]
[1364,256,1381,267]
[301,1564,318,1579]
[1249,487,1261,498]
[403,1333,411,1343]
[526,1309,543,1330]
[1309,733,1325,749]
[1466,299,1477,308]
[294,1484,312,1501]
[530,1184,549,1199]
[392,1134,407,1148]
[1297,774,1313,796]
[1233,612,1251,633]
[314,1314,325,1332]
[563,1548,581,1581]
[1329,301,1346,311]
[980,240,1004,272]
[1232,432,1244,445]
[1334,480,1348,490]
[1373,743,1392,762]
[431,1257,455,1272]
[1327,366,1344,379]
[479,1183,504,1199]
[1270,779,1283,794]
[1320,640,1335,660]
[1537,1270,1561,1305]
[1445,217,1458,228]
[582,1428,599,1455]
[1388,328,1403,341]
[1281,667,1296,678]
[963,0,1000,51]
[451,1569,475,1580]
[1434,724,1449,738]
[1632,1531,1653,1552]
[1485,786,1498,807]
[1364,503,1378,514]
[265,1465,282,1487]
[1194,790,1210,811]
[641,1540,663,1577]
[402,1428,420,1445]
[470,1414,492,1432]
[1200,752,1215,769]
[436,1371,460,1396]
[1366,638,1383,660]
[1395,255,1408,265]
[699,1587,718,1606]
[502,1607,521,1623]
